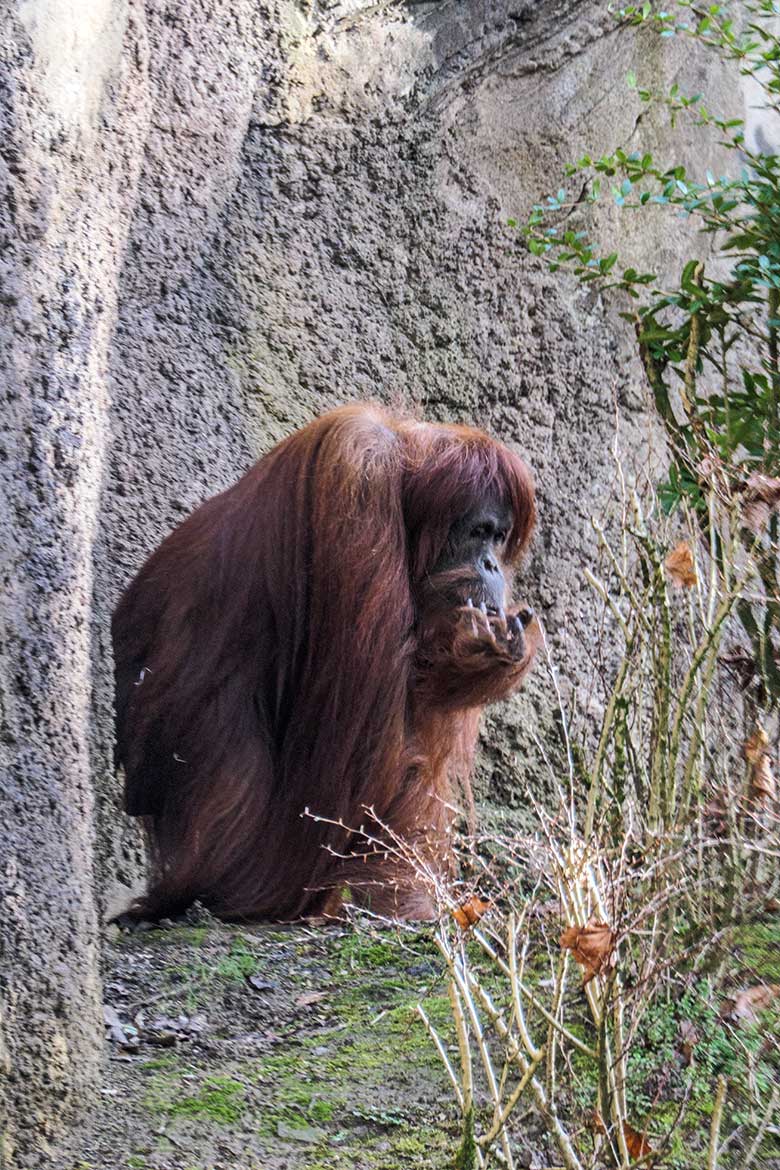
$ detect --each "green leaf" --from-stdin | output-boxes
[681,259,702,290]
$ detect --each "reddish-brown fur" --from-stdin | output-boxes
[113,404,538,921]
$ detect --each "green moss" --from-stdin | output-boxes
[334,933,401,970]
[727,918,780,981]
[255,928,294,944]
[170,935,258,984]
[214,936,258,980]
[389,992,450,1030]
[248,945,453,1157]
[252,1049,301,1081]
[145,1072,246,1124]
[302,1125,453,1169]
[309,1098,337,1122]
[261,1076,342,1123]
[139,1055,178,1073]
[158,933,263,1011]
[392,1131,447,1155]
[136,925,210,948]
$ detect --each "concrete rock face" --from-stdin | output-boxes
[0,2,138,1163]
[0,1,738,1161]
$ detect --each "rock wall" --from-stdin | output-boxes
[0,1,740,1162]
[0,2,141,1163]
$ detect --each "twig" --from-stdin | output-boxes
[708,1076,728,1170]
[417,1003,463,1108]
[477,1052,545,1149]
[742,1084,778,1170]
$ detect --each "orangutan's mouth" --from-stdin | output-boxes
[466,598,535,627]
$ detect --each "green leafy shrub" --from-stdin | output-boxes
[521,0,780,710]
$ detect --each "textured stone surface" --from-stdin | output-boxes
[1,0,741,1161]
[0,2,136,1163]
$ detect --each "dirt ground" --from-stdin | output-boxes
[67,914,464,1170]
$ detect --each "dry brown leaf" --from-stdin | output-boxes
[751,753,776,804]
[697,455,718,479]
[559,919,616,985]
[747,472,780,502]
[623,1122,654,1160]
[452,895,491,931]
[743,473,780,534]
[702,790,729,837]
[678,1019,699,1066]
[742,498,771,534]
[665,542,697,588]
[744,726,776,807]
[744,727,770,765]
[592,1113,653,1160]
[721,983,780,1024]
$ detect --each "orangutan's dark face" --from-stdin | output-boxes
[434,501,513,614]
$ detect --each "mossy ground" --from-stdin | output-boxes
[71,918,457,1170]
[69,912,780,1170]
